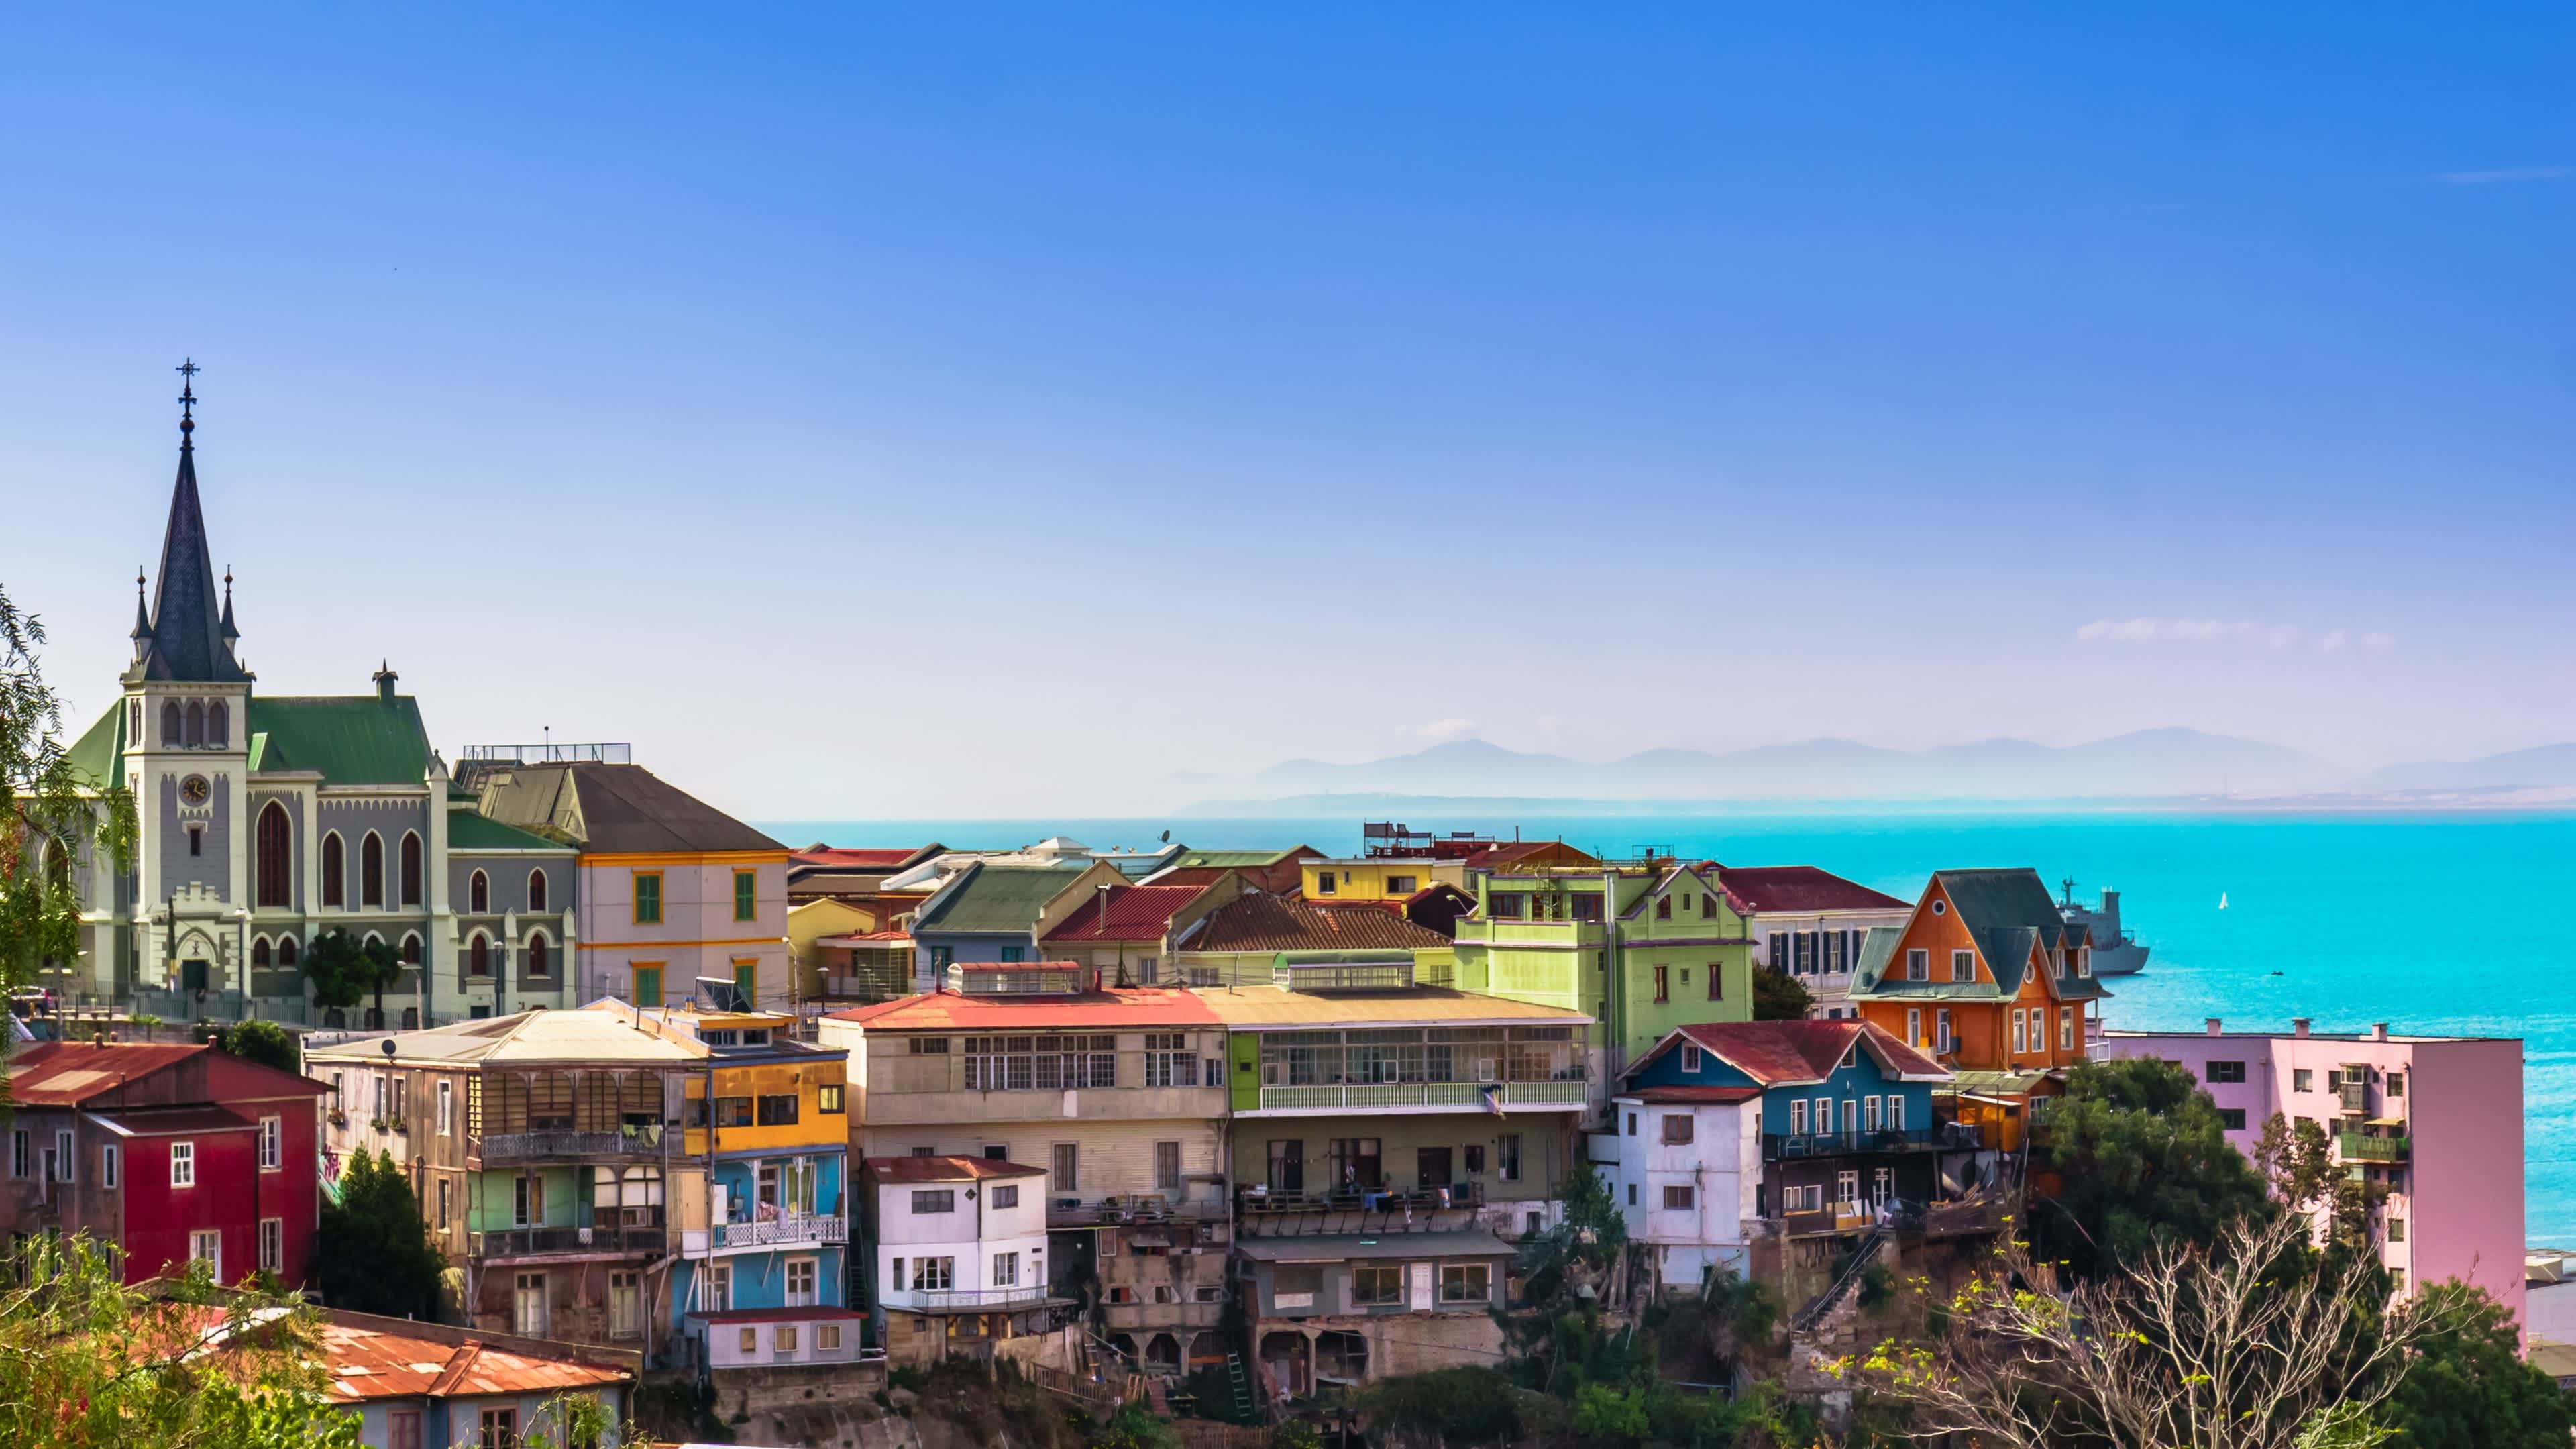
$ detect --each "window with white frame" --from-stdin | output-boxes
[1678,1043,1701,1073]
[1662,1184,1695,1211]
[102,1143,119,1189]
[1863,1096,1882,1132]
[2060,1007,2074,1051]
[258,1116,281,1171]
[1440,1263,1490,1301]
[2010,1010,2026,1054]
[786,1258,817,1307]
[259,1218,283,1274]
[993,1251,1020,1287]
[1936,1008,1953,1053]
[1905,949,1929,981]
[1905,1008,1922,1046]
[54,1130,74,1182]
[1790,1099,1808,1134]
[964,1034,1118,1091]
[190,1228,221,1279]
[170,1140,197,1187]
[1143,1033,1191,1088]
[1950,949,1976,982]
[1813,1096,1833,1135]
[912,1257,954,1291]
[439,1081,455,1136]
[1888,1095,1905,1130]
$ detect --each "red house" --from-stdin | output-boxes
[1,1042,327,1287]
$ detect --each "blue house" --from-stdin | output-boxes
[1621,1019,1948,1230]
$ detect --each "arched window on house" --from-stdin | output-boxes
[469,933,491,977]
[207,700,227,748]
[161,701,181,746]
[256,802,292,908]
[469,870,490,914]
[276,936,299,969]
[251,937,271,969]
[184,700,205,747]
[128,699,141,740]
[401,933,423,967]
[400,833,423,908]
[321,833,345,908]
[527,932,551,978]
[362,833,385,908]
[527,868,549,913]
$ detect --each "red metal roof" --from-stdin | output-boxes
[1618,1085,1764,1105]
[863,1155,1050,1183]
[795,847,933,869]
[1709,865,1909,914]
[1041,883,1208,943]
[5,1043,212,1106]
[174,1308,631,1403]
[828,987,1221,1032]
[1184,892,1452,953]
[110,1104,256,1136]
[1668,1019,1947,1085]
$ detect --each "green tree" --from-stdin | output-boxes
[1751,966,1812,1021]
[2385,1280,2575,1449]
[316,1149,445,1317]
[212,1018,301,1075]
[0,583,136,1040]
[302,928,400,1029]
[0,1234,362,1449]
[1512,1159,1627,1305]
[2029,1056,2274,1279]
[2255,1111,2337,1208]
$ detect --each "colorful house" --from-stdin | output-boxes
[1036,876,1244,988]
[1450,857,1758,1075]
[1847,868,2107,1072]
[467,761,792,1012]
[0,1041,326,1287]
[863,1155,1059,1367]
[1710,865,1913,1020]
[1142,846,1324,894]
[1611,1019,1949,1281]
[1171,888,1458,990]
[904,860,1123,989]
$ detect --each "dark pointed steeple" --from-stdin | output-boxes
[129,569,152,642]
[127,361,250,684]
[219,567,238,641]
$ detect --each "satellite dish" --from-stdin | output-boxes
[1161,830,1171,843]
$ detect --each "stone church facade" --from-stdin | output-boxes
[58,384,582,1028]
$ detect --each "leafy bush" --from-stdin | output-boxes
[1359,1366,1526,1445]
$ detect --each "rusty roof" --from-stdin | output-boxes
[1041,883,1209,943]
[1179,891,1452,954]
[863,1155,1049,1183]
[320,1321,631,1403]
[1196,985,1589,1030]
[5,1043,215,1106]
[1709,865,1910,914]
[828,987,1221,1032]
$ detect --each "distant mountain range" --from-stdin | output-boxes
[1175,729,2576,813]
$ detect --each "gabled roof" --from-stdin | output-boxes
[828,987,1220,1032]
[1628,1019,1948,1088]
[1462,840,1599,869]
[246,696,434,785]
[1709,865,1909,915]
[912,862,1084,936]
[1042,883,1209,943]
[67,704,123,786]
[303,1008,700,1067]
[1178,890,1454,954]
[863,1155,1049,1183]
[1849,871,2109,1003]
[471,762,781,855]
[313,1315,632,1403]
[446,806,574,853]
[4,1042,325,1106]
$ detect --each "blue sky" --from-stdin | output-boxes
[3,6,2569,814]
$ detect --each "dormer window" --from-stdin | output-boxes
[1679,1043,1701,1073]
[2075,948,2090,978]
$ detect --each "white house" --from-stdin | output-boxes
[1601,1084,1763,1289]
[863,1155,1057,1366]
[1714,866,1913,1019]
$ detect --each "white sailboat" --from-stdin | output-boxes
[2218,892,2229,910]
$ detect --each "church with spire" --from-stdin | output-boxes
[63,365,581,1028]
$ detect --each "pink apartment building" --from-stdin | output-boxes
[2098,1018,2524,1328]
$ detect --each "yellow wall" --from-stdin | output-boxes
[1302,860,1438,902]
[682,1056,850,1155]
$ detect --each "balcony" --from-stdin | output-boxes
[478,1126,665,1163]
[1456,918,1606,948]
[714,1214,848,1249]
[882,1285,1052,1313]
[1249,1080,1587,1114]
[1762,1128,1946,1161]
[469,1222,667,1258]
[2338,1132,2410,1163]
[1238,1181,1485,1214]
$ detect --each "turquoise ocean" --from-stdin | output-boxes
[764,810,2576,1244]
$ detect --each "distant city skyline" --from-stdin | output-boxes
[4,7,2569,816]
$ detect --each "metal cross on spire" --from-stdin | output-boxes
[176,358,199,437]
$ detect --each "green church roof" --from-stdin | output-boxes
[67,704,124,786]
[447,807,575,853]
[245,695,433,784]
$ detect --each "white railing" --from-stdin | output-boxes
[1253,1080,1587,1111]
[883,1285,1049,1311]
[714,1214,847,1248]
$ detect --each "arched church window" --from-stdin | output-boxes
[362,833,385,908]
[401,933,423,966]
[256,802,292,908]
[321,833,345,908]
[129,700,141,740]
[161,701,181,746]
[527,868,549,913]
[278,936,300,969]
[470,934,491,977]
[251,938,271,969]
[528,933,551,978]
[207,701,227,748]
[184,700,205,747]
[470,871,490,914]
[400,833,423,908]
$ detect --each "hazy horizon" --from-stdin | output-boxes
[6,8,2569,817]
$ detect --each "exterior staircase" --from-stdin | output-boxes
[1792,1224,1889,1334]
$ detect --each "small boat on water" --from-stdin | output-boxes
[2059,877,2151,976]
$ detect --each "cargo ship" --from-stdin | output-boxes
[2060,878,2149,975]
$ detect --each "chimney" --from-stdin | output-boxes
[2371,1022,2389,1042]
[372,661,399,703]
[2293,1018,2311,1038]
[2205,1017,2222,1036]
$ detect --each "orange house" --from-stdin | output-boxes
[1847,867,2108,1073]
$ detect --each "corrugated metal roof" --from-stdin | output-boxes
[245,696,433,784]
[305,1006,702,1067]
[1711,865,1909,914]
[828,988,1220,1032]
[6,1043,212,1104]
[863,1155,1049,1183]
[474,763,781,855]
[1181,892,1453,954]
[316,1320,631,1402]
[914,862,1086,936]
[1196,985,1589,1030]
[1043,883,1208,943]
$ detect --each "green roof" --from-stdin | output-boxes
[447,807,574,853]
[246,695,432,784]
[913,862,1083,936]
[1172,848,1299,869]
[67,703,124,785]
